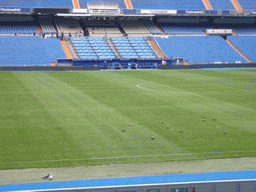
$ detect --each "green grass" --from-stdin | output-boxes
[0,69,256,169]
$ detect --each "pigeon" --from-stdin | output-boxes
[150,136,154,139]
[121,129,125,132]
[179,130,183,133]
[167,126,169,128]
[43,174,49,179]
[49,175,53,181]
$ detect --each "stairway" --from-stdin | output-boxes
[226,39,252,63]
[106,38,121,58]
[60,40,72,59]
[230,0,243,13]
[147,38,166,59]
[72,0,80,8]
[124,0,133,9]
[201,0,212,10]
[66,40,79,59]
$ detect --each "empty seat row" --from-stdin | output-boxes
[0,22,37,34]
[154,36,247,64]
[71,37,117,59]
[0,36,66,66]
[55,18,83,34]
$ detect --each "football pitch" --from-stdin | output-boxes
[0,69,255,170]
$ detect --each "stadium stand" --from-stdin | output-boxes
[39,18,57,34]
[237,0,256,11]
[154,36,247,64]
[111,37,139,59]
[159,23,211,35]
[0,36,66,66]
[0,22,37,34]
[111,37,157,59]
[0,0,73,8]
[79,0,126,8]
[228,36,256,63]
[215,24,256,35]
[83,19,102,27]
[70,37,117,59]
[140,20,161,34]
[118,20,149,34]
[82,19,122,34]
[208,0,236,11]
[129,37,158,59]
[130,0,206,10]
[55,18,83,34]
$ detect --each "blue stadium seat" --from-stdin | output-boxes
[39,18,57,33]
[0,0,73,8]
[215,24,256,35]
[159,23,211,35]
[71,37,117,59]
[0,36,66,66]
[79,0,126,8]
[228,36,256,63]
[237,0,256,11]
[130,0,205,10]
[128,37,157,59]
[0,22,37,34]
[154,36,247,64]
[208,0,236,11]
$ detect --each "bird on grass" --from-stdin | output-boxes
[179,130,183,133]
[167,126,169,129]
[59,126,61,129]
[213,118,216,121]
[49,175,53,181]
[150,136,154,140]
[171,129,174,132]
[43,174,49,179]
[161,121,164,123]
[121,129,125,132]
[129,124,132,126]
[224,131,226,134]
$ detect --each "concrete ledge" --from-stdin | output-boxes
[0,66,100,71]
[158,63,256,70]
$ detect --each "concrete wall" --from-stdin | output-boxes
[36,180,256,192]
[0,66,100,71]
[158,63,256,70]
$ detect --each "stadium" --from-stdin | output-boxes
[0,0,256,191]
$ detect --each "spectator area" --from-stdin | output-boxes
[79,0,126,8]
[55,18,83,34]
[228,36,256,63]
[208,0,236,11]
[0,0,73,8]
[130,0,206,10]
[71,37,117,59]
[0,22,37,34]
[159,23,211,35]
[83,19,121,34]
[141,20,161,34]
[237,0,256,11]
[118,20,149,34]
[154,36,247,64]
[0,36,66,66]
[39,18,57,34]
[111,37,157,59]
[215,24,256,35]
